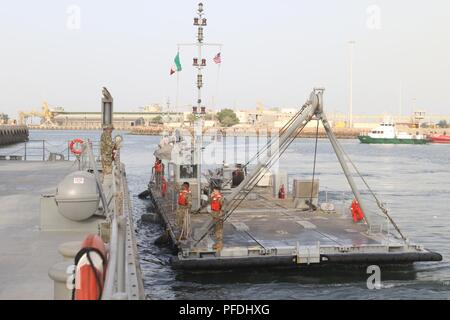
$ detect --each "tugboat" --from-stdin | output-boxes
[140,3,442,271]
[358,118,427,144]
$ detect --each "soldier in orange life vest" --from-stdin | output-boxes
[152,158,164,187]
[210,186,225,251]
[176,182,192,240]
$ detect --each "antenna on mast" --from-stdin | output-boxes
[192,2,207,116]
[175,3,222,210]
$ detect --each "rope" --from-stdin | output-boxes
[179,209,191,240]
[71,247,106,300]
[334,138,407,241]
[0,146,25,155]
[44,141,67,147]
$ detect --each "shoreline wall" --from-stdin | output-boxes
[0,125,29,145]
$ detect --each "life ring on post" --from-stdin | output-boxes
[72,234,108,300]
[69,138,84,156]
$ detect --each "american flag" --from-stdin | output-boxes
[213,52,221,64]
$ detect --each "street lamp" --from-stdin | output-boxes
[348,41,355,129]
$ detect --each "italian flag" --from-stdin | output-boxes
[170,52,182,75]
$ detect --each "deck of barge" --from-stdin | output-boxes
[0,161,83,299]
[150,186,442,269]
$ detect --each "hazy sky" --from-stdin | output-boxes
[1,0,450,119]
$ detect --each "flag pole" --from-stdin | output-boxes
[176,47,180,109]
[214,46,222,109]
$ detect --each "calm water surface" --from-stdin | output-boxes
[14,130,450,299]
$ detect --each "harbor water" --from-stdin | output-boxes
[4,130,449,299]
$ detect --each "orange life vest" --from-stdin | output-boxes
[351,199,365,222]
[211,191,223,212]
[154,162,162,173]
[178,189,189,206]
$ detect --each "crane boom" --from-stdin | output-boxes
[192,88,324,244]
[223,89,322,208]
[191,88,398,247]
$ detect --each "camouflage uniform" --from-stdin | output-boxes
[100,126,114,175]
[176,189,192,240]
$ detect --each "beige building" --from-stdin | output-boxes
[51,111,183,130]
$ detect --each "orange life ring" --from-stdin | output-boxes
[69,138,84,155]
[73,234,107,300]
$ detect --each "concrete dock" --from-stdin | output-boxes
[0,161,82,299]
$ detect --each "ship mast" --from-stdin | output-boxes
[194,3,206,211]
[177,2,222,209]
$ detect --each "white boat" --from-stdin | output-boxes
[358,118,427,144]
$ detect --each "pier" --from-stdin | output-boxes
[0,125,29,145]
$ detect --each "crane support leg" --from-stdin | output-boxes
[319,110,372,226]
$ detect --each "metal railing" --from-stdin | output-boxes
[102,160,125,299]
[85,140,143,300]
[0,139,100,161]
[69,139,142,300]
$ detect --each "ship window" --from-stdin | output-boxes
[180,165,198,179]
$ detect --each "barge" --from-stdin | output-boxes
[141,3,441,271]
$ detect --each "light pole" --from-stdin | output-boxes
[399,82,403,121]
[348,41,355,128]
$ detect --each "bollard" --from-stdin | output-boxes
[58,241,81,261]
[48,261,73,300]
